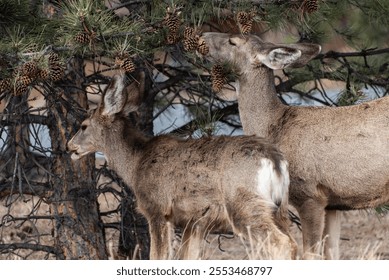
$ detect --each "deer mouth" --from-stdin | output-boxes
[69,149,92,160]
[67,145,89,160]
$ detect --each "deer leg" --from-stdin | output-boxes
[297,199,326,259]
[149,220,174,260]
[323,210,341,259]
[177,224,203,260]
[226,191,294,259]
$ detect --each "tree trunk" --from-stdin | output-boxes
[47,58,107,259]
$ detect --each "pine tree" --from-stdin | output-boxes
[1,0,389,261]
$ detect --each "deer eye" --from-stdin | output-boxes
[228,38,237,46]
[81,125,87,131]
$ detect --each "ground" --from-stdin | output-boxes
[201,210,389,260]
[1,193,388,260]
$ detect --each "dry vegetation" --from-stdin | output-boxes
[1,171,388,260]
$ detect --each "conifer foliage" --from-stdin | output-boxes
[0,0,389,260]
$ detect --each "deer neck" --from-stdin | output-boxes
[102,121,148,188]
[237,67,286,138]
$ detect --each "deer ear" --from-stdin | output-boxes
[260,47,302,70]
[259,43,321,69]
[101,74,127,116]
[122,81,141,115]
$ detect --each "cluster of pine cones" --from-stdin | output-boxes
[0,52,65,96]
[163,5,209,55]
[236,11,256,34]
[182,27,209,55]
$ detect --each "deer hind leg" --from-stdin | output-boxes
[149,220,174,260]
[226,191,294,259]
[177,224,204,260]
[297,199,326,259]
[323,210,341,259]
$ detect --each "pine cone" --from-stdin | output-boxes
[184,36,198,52]
[36,69,50,80]
[14,76,32,96]
[48,51,60,65]
[240,22,253,34]
[237,11,250,24]
[302,0,319,13]
[164,8,181,34]
[49,63,64,81]
[166,33,180,45]
[74,31,90,44]
[120,58,136,73]
[0,79,11,93]
[183,26,195,40]
[237,11,254,34]
[197,38,209,55]
[21,61,38,77]
[19,75,33,86]
[211,64,227,93]
[14,83,28,96]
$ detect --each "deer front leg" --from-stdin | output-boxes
[323,210,341,259]
[149,220,174,260]
[297,199,326,259]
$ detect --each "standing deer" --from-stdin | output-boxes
[200,32,389,259]
[67,74,297,259]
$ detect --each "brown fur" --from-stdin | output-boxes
[67,74,296,259]
[201,32,389,259]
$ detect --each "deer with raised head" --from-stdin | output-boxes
[200,32,389,259]
[67,74,297,259]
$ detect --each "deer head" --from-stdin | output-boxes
[200,32,321,72]
[67,74,139,160]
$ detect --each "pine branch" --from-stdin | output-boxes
[0,114,48,126]
[318,48,389,59]
[0,181,52,198]
[0,243,63,258]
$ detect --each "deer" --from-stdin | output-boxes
[200,32,389,259]
[67,73,297,260]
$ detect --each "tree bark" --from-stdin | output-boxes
[47,57,107,259]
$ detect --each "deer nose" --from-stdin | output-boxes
[66,139,77,153]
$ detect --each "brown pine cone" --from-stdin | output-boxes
[0,79,11,93]
[48,51,60,65]
[164,8,181,34]
[166,33,180,45]
[49,63,64,81]
[237,11,254,34]
[74,31,90,44]
[211,64,227,93]
[18,75,33,86]
[302,0,319,13]
[21,61,39,77]
[14,76,33,96]
[183,36,198,52]
[36,69,50,80]
[197,38,209,55]
[183,26,195,40]
[120,58,136,73]
[237,11,250,24]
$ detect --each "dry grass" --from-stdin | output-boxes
[1,192,388,260]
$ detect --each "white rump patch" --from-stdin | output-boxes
[256,158,289,206]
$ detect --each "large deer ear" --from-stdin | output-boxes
[121,81,141,115]
[259,43,321,70]
[101,74,127,116]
